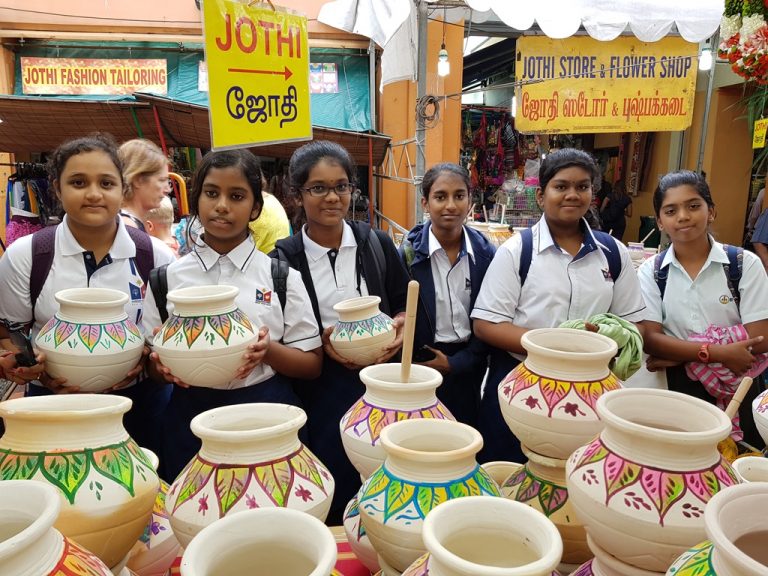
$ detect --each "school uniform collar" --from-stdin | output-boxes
[59,215,136,258]
[192,234,257,272]
[301,221,357,263]
[661,235,728,271]
[535,215,595,257]
[426,223,475,262]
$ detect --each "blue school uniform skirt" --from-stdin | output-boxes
[430,340,486,429]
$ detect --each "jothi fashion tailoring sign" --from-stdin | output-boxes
[203,0,311,149]
[515,36,697,133]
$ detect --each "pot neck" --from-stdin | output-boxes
[385,454,479,483]
[0,413,128,452]
[364,382,440,411]
[56,302,127,324]
[198,429,302,464]
[524,348,610,381]
[3,524,63,575]
[337,300,382,323]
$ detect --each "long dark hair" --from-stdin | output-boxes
[653,170,714,217]
[48,133,123,192]
[288,140,357,190]
[539,148,598,191]
[421,163,470,198]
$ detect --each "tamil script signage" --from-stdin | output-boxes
[21,57,167,96]
[515,36,698,133]
[203,0,311,149]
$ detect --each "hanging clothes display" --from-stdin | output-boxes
[4,163,54,246]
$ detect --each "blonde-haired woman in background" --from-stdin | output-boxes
[118,139,169,231]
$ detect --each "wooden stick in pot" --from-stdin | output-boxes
[400,280,420,383]
[725,376,753,420]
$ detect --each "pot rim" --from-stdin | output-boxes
[705,483,768,574]
[0,480,61,563]
[333,295,382,314]
[359,362,442,390]
[423,496,563,575]
[166,284,239,304]
[597,388,732,443]
[380,419,482,462]
[521,328,618,361]
[54,287,129,307]
[0,394,132,420]
[190,402,307,442]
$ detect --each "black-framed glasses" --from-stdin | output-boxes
[298,183,354,197]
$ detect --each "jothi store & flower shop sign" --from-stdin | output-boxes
[515,36,698,133]
[203,0,311,149]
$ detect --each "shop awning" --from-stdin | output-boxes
[0,94,391,165]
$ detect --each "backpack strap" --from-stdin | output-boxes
[366,228,391,313]
[149,264,169,323]
[653,249,670,300]
[125,226,154,284]
[271,257,289,312]
[29,225,58,316]
[518,228,534,287]
[592,230,622,282]
[722,244,743,313]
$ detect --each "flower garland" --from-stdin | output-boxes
[719,0,768,83]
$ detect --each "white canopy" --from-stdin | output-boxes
[318,0,724,87]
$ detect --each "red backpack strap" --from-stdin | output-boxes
[125,226,154,284]
[29,225,58,317]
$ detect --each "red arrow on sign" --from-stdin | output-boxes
[227,65,293,80]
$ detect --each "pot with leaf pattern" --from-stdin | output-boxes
[330,296,396,367]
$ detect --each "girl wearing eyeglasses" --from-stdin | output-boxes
[273,140,409,524]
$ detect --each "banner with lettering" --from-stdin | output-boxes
[515,36,698,133]
[203,0,310,149]
[21,58,167,95]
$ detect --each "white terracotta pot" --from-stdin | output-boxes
[152,285,259,389]
[358,419,500,573]
[180,507,338,576]
[731,456,768,483]
[666,483,768,576]
[566,389,738,573]
[571,535,663,576]
[400,496,563,576]
[750,389,768,448]
[0,395,159,569]
[165,403,335,548]
[480,461,522,495]
[342,495,380,573]
[0,479,113,575]
[498,328,620,460]
[340,363,454,479]
[330,296,396,366]
[34,287,145,392]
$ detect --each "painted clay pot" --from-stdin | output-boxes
[125,480,180,576]
[0,479,112,575]
[180,507,340,576]
[566,389,738,573]
[400,496,563,576]
[571,535,663,576]
[340,363,454,479]
[152,285,259,389]
[330,296,396,366]
[666,483,768,576]
[165,403,335,548]
[750,389,768,447]
[731,455,768,483]
[0,395,159,569]
[342,495,380,573]
[498,328,620,460]
[34,287,144,392]
[503,446,590,565]
[480,461,522,497]
[357,419,500,573]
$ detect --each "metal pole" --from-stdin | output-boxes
[415,0,428,223]
[696,34,718,174]
[368,39,378,226]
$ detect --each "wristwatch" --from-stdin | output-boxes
[697,344,711,364]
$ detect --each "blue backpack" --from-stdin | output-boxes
[518,227,622,286]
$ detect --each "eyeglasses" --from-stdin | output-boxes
[298,183,354,197]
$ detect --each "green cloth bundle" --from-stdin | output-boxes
[559,313,643,380]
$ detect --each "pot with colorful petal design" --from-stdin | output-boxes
[34,287,145,392]
[0,480,113,576]
[342,495,380,573]
[498,328,620,461]
[358,419,500,573]
[165,403,334,548]
[330,296,396,367]
[0,395,159,569]
[152,285,259,389]
[340,363,454,479]
[566,389,739,573]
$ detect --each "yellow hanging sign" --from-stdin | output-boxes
[753,118,768,149]
[203,0,311,149]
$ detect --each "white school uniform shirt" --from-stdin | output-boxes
[471,216,646,357]
[142,235,321,389]
[302,222,368,329]
[0,215,176,341]
[638,238,768,340]
[429,226,473,344]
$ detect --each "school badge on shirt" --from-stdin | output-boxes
[601,268,613,282]
[255,288,273,306]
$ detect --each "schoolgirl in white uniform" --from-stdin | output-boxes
[639,170,768,446]
[0,134,176,451]
[143,149,322,479]
[470,148,646,462]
